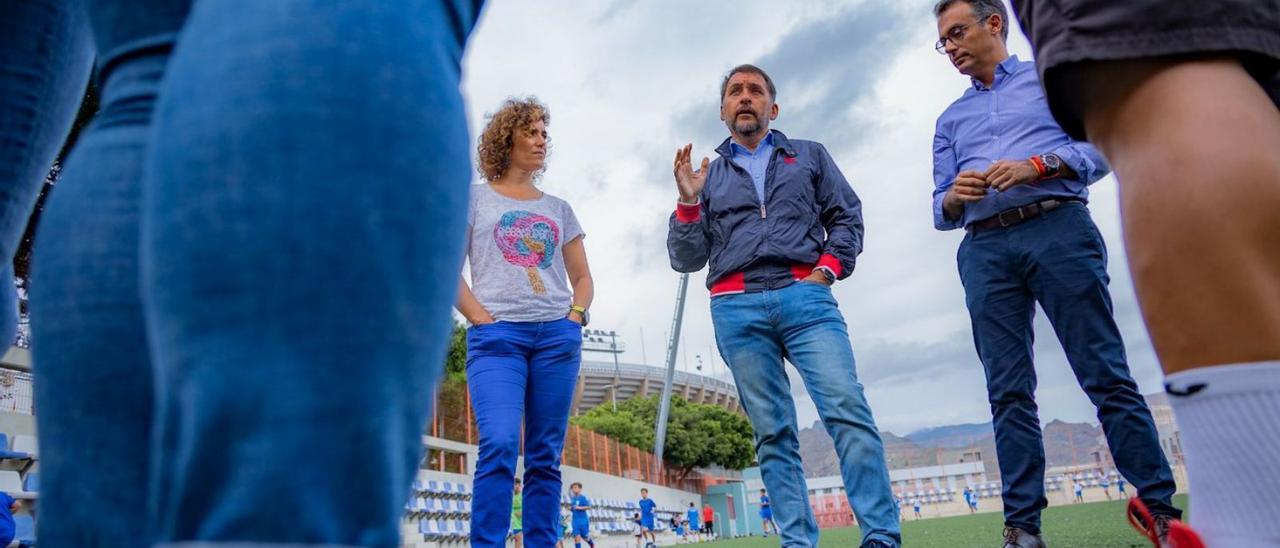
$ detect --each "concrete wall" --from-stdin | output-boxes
[0,412,35,438]
[705,481,749,539]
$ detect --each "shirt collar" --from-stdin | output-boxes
[970,54,1022,90]
[729,130,774,156]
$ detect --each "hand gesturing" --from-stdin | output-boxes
[673,143,710,204]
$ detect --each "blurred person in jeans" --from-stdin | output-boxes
[11,0,484,545]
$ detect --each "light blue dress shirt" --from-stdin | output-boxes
[932,56,1110,230]
[729,130,776,202]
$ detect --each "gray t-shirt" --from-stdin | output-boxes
[465,184,585,322]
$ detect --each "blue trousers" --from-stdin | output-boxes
[957,202,1179,534]
[0,0,95,345]
[711,282,900,548]
[22,1,481,545]
[467,319,582,548]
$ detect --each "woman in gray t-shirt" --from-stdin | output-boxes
[454,97,593,548]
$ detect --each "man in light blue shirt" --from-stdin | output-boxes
[930,2,1179,547]
[730,131,774,203]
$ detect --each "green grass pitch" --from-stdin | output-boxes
[702,495,1189,547]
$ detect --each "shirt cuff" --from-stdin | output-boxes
[1051,145,1093,183]
[815,253,843,279]
[933,195,964,231]
[675,200,702,223]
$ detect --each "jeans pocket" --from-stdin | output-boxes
[466,321,499,349]
[796,279,832,291]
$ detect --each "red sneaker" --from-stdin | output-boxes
[1128,498,1204,548]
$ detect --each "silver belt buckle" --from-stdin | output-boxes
[997,207,1026,227]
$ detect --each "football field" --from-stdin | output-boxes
[701,495,1189,547]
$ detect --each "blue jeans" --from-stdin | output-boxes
[467,319,582,548]
[957,202,1179,535]
[711,282,900,548]
[0,0,95,345]
[27,1,481,545]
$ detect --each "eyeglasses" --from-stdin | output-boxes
[935,15,990,54]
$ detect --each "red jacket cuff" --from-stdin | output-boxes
[815,253,843,279]
[675,201,702,223]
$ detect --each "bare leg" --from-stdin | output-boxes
[1077,57,1280,374]
[1075,56,1280,545]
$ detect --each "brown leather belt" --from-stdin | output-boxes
[967,198,1080,233]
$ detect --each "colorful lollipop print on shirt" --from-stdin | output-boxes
[494,210,560,294]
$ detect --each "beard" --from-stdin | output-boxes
[732,114,763,136]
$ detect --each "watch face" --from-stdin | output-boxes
[1043,154,1061,172]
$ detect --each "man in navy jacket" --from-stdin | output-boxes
[666,64,898,548]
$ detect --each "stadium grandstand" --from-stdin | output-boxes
[573,329,740,415]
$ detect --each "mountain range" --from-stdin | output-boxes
[798,419,1106,478]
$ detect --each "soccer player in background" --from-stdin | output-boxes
[687,502,702,541]
[702,503,716,541]
[637,488,658,545]
[511,479,524,548]
[570,483,595,548]
[759,488,777,536]
[631,512,644,548]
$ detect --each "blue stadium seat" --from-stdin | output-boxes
[420,519,444,542]
[427,480,442,495]
[451,519,468,540]
[455,482,470,499]
[21,472,37,494]
[13,515,34,547]
[0,434,29,460]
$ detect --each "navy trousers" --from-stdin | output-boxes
[957,202,1178,535]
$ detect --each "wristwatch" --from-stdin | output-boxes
[1036,153,1062,180]
[569,304,589,326]
[815,267,836,285]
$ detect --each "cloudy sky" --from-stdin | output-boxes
[457,0,1166,436]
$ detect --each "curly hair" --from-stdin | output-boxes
[477,97,551,181]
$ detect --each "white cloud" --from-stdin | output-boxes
[459,0,1167,435]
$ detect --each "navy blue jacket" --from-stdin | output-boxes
[667,130,864,293]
